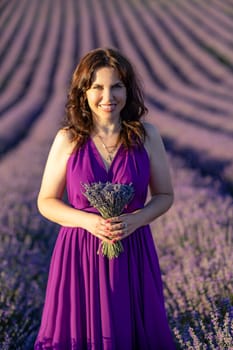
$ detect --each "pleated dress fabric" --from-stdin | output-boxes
[34,138,176,350]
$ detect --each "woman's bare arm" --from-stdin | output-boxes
[37,130,110,241]
[137,122,174,225]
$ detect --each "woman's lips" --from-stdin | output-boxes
[99,104,117,112]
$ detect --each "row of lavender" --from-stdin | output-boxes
[0,0,232,348]
[0,1,75,347]
[153,158,233,349]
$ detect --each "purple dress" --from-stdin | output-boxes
[34,138,176,350]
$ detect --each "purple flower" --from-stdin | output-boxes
[82,182,134,258]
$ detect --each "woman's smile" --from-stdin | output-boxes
[99,103,117,112]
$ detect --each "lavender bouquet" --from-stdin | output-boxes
[82,182,134,259]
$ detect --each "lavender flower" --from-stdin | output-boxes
[82,182,134,258]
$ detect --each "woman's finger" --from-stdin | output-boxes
[109,221,128,234]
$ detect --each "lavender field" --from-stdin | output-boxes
[0,0,233,348]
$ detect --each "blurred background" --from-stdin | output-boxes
[0,0,232,348]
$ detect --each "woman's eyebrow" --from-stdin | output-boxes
[92,81,124,87]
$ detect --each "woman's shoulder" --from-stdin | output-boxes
[142,122,164,158]
[51,128,77,156]
[143,121,162,146]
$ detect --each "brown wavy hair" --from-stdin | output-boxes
[63,47,148,148]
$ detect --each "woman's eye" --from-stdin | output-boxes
[114,84,124,88]
[92,85,102,90]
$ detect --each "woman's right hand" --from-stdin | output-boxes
[84,213,117,243]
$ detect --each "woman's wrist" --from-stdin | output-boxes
[132,193,173,227]
[131,208,148,228]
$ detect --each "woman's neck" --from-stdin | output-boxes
[93,121,121,136]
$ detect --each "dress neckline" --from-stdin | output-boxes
[89,137,123,174]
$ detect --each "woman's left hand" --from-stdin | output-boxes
[105,213,141,241]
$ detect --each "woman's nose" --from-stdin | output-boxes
[102,88,113,101]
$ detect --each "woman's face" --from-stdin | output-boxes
[85,66,127,123]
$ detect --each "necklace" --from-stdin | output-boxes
[97,134,119,162]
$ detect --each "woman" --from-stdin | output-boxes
[34,48,176,349]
